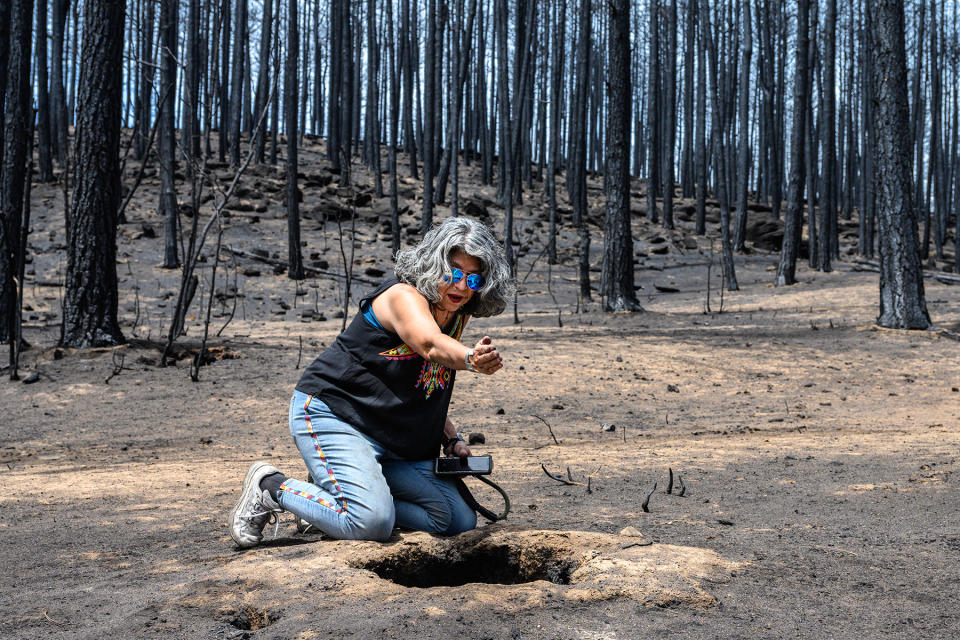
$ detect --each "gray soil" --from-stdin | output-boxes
[2,137,958,639]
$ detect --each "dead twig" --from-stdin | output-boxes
[104,351,127,384]
[43,610,67,626]
[666,467,674,494]
[532,414,560,445]
[541,463,583,486]
[216,258,240,337]
[618,541,654,550]
[641,482,657,513]
[296,335,303,369]
[677,474,687,497]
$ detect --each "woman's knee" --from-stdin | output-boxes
[442,503,477,536]
[343,504,396,541]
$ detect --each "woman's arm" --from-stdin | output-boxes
[373,284,502,374]
[442,417,471,457]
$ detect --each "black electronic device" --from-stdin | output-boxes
[434,455,493,476]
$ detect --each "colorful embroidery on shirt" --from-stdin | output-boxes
[379,312,467,399]
[379,344,418,360]
[417,362,452,398]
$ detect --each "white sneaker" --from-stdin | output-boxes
[229,462,284,548]
[295,515,320,535]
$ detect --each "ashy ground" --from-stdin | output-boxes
[1,140,959,639]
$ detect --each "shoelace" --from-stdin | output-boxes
[243,501,283,541]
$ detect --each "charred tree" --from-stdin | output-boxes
[230,0,247,167]
[61,0,125,348]
[602,0,640,312]
[661,0,678,229]
[0,1,11,165]
[286,0,304,280]
[422,0,437,233]
[776,0,810,287]
[218,0,231,162]
[400,0,418,179]
[869,0,930,329]
[365,0,382,197]
[387,0,401,255]
[694,1,707,235]
[134,0,154,160]
[701,0,737,290]
[681,0,696,198]
[253,0,273,163]
[646,0,661,223]
[733,0,752,252]
[818,0,838,271]
[860,1,876,257]
[495,0,514,266]
[183,0,201,173]
[571,0,591,300]
[547,0,566,264]
[0,0,34,344]
[158,0,179,269]
[35,0,54,183]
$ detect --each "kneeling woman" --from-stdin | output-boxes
[229,217,514,546]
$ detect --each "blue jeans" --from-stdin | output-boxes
[278,390,477,541]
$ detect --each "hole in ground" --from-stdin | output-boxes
[359,542,578,588]
[224,605,279,631]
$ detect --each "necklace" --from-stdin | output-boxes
[430,304,453,328]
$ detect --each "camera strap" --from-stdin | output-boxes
[455,476,511,522]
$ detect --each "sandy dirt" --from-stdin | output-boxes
[2,138,959,639]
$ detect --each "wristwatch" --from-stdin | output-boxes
[464,348,476,372]
[444,432,465,453]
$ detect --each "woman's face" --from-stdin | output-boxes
[436,249,483,315]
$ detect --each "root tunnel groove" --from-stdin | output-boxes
[358,542,579,588]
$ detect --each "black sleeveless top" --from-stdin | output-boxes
[295,277,467,460]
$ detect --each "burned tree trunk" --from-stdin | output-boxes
[661,0,678,229]
[495,0,515,269]
[646,0,661,224]
[387,0,401,255]
[159,0,179,269]
[134,0,154,160]
[286,0,304,280]
[776,0,809,287]
[422,0,437,233]
[253,0,273,163]
[571,0,591,300]
[602,0,640,312]
[547,0,565,264]
[230,0,247,168]
[61,0,125,348]
[35,0,54,183]
[733,0,752,252]
[701,0,737,290]
[869,0,930,329]
[0,0,34,344]
[818,0,837,272]
[0,2,11,166]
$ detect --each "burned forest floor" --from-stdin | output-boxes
[2,133,960,639]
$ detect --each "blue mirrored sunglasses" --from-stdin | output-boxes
[444,267,485,291]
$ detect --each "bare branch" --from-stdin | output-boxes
[641,482,657,513]
[532,414,560,445]
[541,463,583,486]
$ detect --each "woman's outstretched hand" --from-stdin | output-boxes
[471,336,502,375]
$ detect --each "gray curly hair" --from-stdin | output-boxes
[394,217,514,318]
